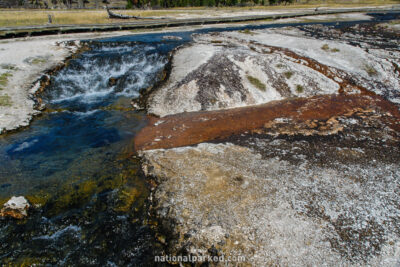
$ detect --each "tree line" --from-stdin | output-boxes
[128,0,295,8]
[0,0,295,9]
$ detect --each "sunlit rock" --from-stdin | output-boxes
[0,196,30,219]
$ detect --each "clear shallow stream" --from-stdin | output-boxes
[0,13,398,265]
[0,33,189,266]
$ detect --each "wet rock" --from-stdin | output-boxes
[162,35,183,41]
[108,77,118,87]
[0,196,30,219]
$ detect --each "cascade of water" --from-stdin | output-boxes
[42,42,167,111]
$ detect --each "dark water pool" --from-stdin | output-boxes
[0,13,399,265]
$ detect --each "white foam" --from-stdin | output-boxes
[33,225,81,241]
[13,139,39,152]
[48,44,167,105]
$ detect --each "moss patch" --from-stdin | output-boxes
[321,44,340,52]
[31,57,47,65]
[296,84,304,94]
[0,95,12,106]
[284,71,293,79]
[247,75,266,92]
[0,72,12,89]
[321,44,330,51]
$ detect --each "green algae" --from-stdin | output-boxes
[284,71,293,79]
[0,72,12,89]
[321,44,340,53]
[239,29,257,35]
[296,84,304,93]
[31,57,48,65]
[0,95,12,106]
[43,156,147,216]
[247,75,266,92]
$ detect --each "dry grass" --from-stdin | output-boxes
[0,9,188,27]
[0,0,397,27]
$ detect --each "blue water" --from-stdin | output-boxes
[0,36,183,266]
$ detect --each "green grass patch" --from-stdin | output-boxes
[239,29,257,35]
[284,71,293,79]
[31,58,47,65]
[0,95,12,106]
[0,72,12,88]
[276,63,285,69]
[296,84,304,94]
[247,75,266,92]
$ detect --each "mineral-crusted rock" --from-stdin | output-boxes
[0,196,30,219]
[147,25,400,117]
[141,22,400,267]
[142,128,400,266]
[148,32,341,117]
[0,37,79,134]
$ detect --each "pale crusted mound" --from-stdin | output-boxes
[147,25,400,117]
[0,37,80,133]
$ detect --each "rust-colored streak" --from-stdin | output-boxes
[134,94,400,151]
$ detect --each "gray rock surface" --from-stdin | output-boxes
[142,117,400,265]
[141,23,400,266]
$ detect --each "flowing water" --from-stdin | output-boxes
[0,34,190,266]
[0,13,399,265]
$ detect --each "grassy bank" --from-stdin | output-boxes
[0,0,398,27]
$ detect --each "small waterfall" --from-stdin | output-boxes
[42,42,168,110]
